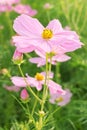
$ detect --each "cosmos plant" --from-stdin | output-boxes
[5,13,83,130]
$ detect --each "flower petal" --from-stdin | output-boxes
[29,57,46,67]
[53,54,71,62]
[11,76,29,87]
[59,39,82,52]
[13,14,44,37]
[48,80,65,95]
[46,19,63,34]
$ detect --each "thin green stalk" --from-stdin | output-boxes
[41,53,49,111]
[31,95,38,116]
[48,56,52,76]
[45,107,61,124]
[26,103,36,126]
[36,54,49,130]
[50,106,61,116]
[55,63,61,83]
[18,65,42,103]
[11,94,26,112]
[46,10,50,22]
[26,103,30,114]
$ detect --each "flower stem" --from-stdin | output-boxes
[41,53,49,111]
[37,54,50,130]
[31,93,38,116]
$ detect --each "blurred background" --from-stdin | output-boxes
[0,0,87,129]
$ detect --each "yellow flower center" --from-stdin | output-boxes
[42,29,53,39]
[35,73,44,81]
[55,97,63,103]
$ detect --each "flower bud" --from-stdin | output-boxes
[20,89,29,102]
[39,110,45,117]
[12,49,23,65]
[0,68,11,77]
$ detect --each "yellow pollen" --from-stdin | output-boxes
[42,29,53,39]
[35,73,44,81]
[55,97,63,103]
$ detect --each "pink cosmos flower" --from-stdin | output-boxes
[11,74,45,91]
[20,88,29,100]
[48,80,66,95]
[26,72,54,91]
[13,14,82,53]
[11,72,53,91]
[0,0,20,5]
[0,0,20,12]
[27,72,65,94]
[8,0,20,5]
[49,89,72,106]
[0,5,12,12]
[13,4,37,16]
[29,46,71,67]
[11,72,65,95]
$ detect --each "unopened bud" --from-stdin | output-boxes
[1,68,11,77]
[39,110,45,117]
[12,49,24,65]
[20,89,29,103]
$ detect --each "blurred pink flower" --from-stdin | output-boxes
[49,89,72,106]
[48,80,66,95]
[8,0,20,5]
[0,0,20,12]
[13,4,37,16]
[0,5,12,12]
[20,88,29,100]
[0,0,20,5]
[13,14,82,53]
[43,3,53,9]
[4,86,20,92]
